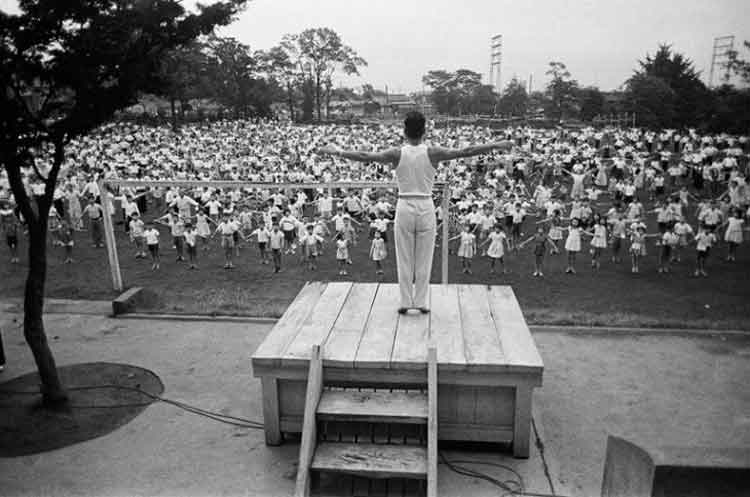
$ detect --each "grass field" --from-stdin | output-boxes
[1,202,749,330]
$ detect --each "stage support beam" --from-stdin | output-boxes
[99,180,123,292]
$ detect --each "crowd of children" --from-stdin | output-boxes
[1,119,748,280]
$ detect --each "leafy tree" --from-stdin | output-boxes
[158,42,211,129]
[625,73,677,129]
[577,86,605,121]
[204,36,273,118]
[422,69,487,116]
[0,0,246,405]
[281,28,366,121]
[545,61,579,120]
[498,76,529,116]
[469,84,499,115]
[261,45,299,121]
[625,45,711,128]
[422,70,458,115]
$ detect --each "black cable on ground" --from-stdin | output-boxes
[0,384,265,429]
[2,385,574,496]
[439,452,574,497]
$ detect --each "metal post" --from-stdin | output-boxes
[99,180,123,292]
[441,184,449,284]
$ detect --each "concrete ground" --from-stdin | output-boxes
[0,309,748,497]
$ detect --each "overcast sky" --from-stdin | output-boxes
[3,0,749,93]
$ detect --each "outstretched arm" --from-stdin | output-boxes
[318,145,400,165]
[428,140,513,162]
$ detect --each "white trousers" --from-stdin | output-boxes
[395,198,436,308]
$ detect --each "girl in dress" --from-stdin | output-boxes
[451,224,476,274]
[586,217,608,270]
[563,218,582,274]
[334,232,349,276]
[369,229,387,275]
[482,224,508,274]
[66,184,83,230]
[195,211,213,253]
[539,209,565,254]
[723,209,745,262]
[519,226,558,277]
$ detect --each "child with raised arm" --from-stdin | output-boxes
[370,229,387,275]
[58,219,75,264]
[0,203,20,264]
[184,222,198,270]
[481,224,508,274]
[269,223,284,273]
[299,223,324,271]
[129,212,146,259]
[694,226,717,277]
[451,224,477,275]
[518,226,558,277]
[563,218,583,274]
[248,223,271,264]
[334,232,350,276]
[586,217,608,270]
[143,221,161,270]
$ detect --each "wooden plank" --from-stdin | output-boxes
[390,289,431,369]
[488,286,544,370]
[294,345,324,497]
[317,389,428,424]
[283,282,353,366]
[512,386,532,458]
[474,386,516,427]
[427,347,438,497]
[261,377,282,446]
[311,443,427,479]
[324,283,379,368]
[458,285,505,371]
[252,282,326,369]
[429,285,466,371]
[354,284,401,369]
[98,181,123,292]
[439,424,514,443]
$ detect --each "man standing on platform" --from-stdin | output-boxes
[319,111,513,314]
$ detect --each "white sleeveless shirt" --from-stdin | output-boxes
[395,144,435,197]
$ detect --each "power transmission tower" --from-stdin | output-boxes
[709,35,734,87]
[489,35,503,92]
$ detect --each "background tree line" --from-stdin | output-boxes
[154,26,366,126]
[421,43,750,134]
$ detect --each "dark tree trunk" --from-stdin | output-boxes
[315,73,321,121]
[287,83,295,121]
[3,144,68,407]
[170,97,178,131]
[24,216,67,405]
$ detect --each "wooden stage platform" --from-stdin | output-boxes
[251,282,544,458]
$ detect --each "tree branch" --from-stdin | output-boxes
[31,160,48,182]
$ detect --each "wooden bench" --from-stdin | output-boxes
[251,282,544,458]
[601,435,750,497]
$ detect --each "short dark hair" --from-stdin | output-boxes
[404,111,426,139]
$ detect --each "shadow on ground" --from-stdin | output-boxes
[0,362,164,457]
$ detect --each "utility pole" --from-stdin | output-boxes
[490,34,503,92]
[709,35,734,88]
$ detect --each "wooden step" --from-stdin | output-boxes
[317,389,428,424]
[311,443,427,480]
